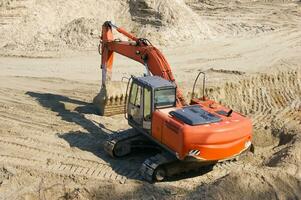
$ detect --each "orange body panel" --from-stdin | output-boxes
[152,100,253,161]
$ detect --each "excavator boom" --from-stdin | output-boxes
[94,21,185,115]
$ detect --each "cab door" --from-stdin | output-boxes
[128,82,143,126]
[127,81,152,132]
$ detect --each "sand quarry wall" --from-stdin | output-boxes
[1,0,300,56]
[0,0,213,53]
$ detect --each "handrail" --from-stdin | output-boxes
[191,71,206,101]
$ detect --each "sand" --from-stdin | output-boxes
[0,0,301,199]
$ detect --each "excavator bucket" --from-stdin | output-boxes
[93,81,127,116]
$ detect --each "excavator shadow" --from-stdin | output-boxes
[26,91,214,182]
[25,91,159,181]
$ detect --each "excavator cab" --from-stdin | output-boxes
[127,76,176,132]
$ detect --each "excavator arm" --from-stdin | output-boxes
[99,21,186,107]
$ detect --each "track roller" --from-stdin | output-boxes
[140,152,177,182]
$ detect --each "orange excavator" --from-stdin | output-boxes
[95,21,253,182]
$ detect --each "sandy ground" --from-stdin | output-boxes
[0,0,301,200]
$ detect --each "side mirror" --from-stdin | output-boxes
[227,109,233,117]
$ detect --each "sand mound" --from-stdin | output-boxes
[201,170,301,199]
[3,0,299,55]
[128,0,212,44]
[59,18,102,50]
[191,70,301,119]
[0,0,125,52]
[0,0,213,55]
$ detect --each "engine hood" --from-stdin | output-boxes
[169,105,221,125]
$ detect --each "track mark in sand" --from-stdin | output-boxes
[212,159,241,176]
[0,154,130,183]
[0,136,106,166]
[0,135,107,170]
[0,136,141,182]
[0,134,76,156]
[206,68,246,75]
[0,113,52,130]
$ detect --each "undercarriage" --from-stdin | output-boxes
[103,129,249,182]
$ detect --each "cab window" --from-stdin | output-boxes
[130,83,141,107]
[154,88,176,108]
[144,87,151,120]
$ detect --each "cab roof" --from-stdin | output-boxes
[133,75,176,89]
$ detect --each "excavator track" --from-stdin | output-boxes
[104,129,155,158]
[140,145,254,182]
[140,152,177,182]
[140,152,217,182]
[140,155,243,182]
